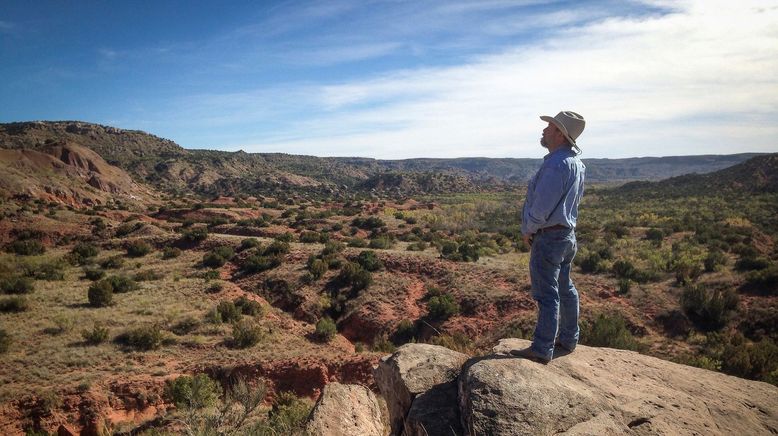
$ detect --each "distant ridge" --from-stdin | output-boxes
[615,153,778,198]
[0,121,765,199]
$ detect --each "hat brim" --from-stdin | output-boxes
[540,115,577,147]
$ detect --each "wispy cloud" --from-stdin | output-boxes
[211,0,778,158]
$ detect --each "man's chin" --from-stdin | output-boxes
[540,138,548,148]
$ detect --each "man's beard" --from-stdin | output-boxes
[540,137,548,148]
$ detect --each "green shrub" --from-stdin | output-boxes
[126,240,152,257]
[274,232,295,243]
[172,316,201,335]
[0,296,29,313]
[439,240,458,259]
[263,240,290,256]
[217,301,242,323]
[424,285,444,299]
[7,240,45,255]
[368,236,393,249]
[315,317,337,342]
[87,280,113,307]
[71,242,99,260]
[234,296,264,316]
[251,392,312,435]
[232,319,264,348]
[645,228,664,242]
[120,324,163,350]
[735,256,770,272]
[617,278,632,295]
[580,313,640,351]
[745,265,778,294]
[241,254,282,273]
[0,276,34,294]
[115,221,143,237]
[134,269,164,281]
[322,241,345,255]
[26,260,65,280]
[203,252,227,268]
[309,259,328,280]
[299,231,320,243]
[578,251,605,274]
[100,255,124,269]
[337,262,372,291]
[356,250,383,272]
[680,285,739,330]
[239,238,260,251]
[82,267,105,281]
[407,241,428,251]
[393,319,416,344]
[457,243,480,262]
[351,216,385,230]
[180,226,208,244]
[612,259,636,279]
[347,238,368,248]
[162,247,182,259]
[427,294,460,320]
[105,275,139,293]
[721,338,778,381]
[0,329,10,353]
[166,374,220,410]
[81,323,109,345]
[704,249,728,272]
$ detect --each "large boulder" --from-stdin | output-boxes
[374,343,469,435]
[458,338,778,435]
[305,382,389,436]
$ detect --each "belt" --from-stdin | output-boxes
[536,224,570,233]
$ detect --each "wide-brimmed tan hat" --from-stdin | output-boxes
[540,111,585,147]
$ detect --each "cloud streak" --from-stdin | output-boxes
[184,0,778,158]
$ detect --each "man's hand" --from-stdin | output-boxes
[523,234,533,248]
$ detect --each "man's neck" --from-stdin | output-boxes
[546,142,571,154]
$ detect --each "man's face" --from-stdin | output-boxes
[540,122,564,148]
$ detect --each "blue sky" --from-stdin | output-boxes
[1,0,777,159]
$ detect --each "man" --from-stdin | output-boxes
[511,111,586,364]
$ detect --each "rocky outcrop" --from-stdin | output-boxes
[369,340,778,436]
[305,382,389,436]
[374,344,469,435]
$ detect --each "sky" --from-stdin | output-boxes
[1,0,777,159]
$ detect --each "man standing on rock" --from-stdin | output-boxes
[511,111,586,364]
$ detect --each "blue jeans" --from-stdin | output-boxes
[529,228,579,359]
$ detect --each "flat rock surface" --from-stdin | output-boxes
[458,338,778,435]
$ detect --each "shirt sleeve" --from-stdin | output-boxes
[522,164,567,235]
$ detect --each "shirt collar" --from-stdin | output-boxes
[543,147,573,161]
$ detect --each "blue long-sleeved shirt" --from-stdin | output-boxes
[521,147,585,235]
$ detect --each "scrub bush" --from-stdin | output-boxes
[0,296,29,313]
[356,250,383,272]
[126,240,152,257]
[162,247,182,259]
[87,281,113,307]
[580,313,640,351]
[314,317,337,342]
[680,285,738,331]
[0,276,34,294]
[0,329,10,353]
[427,294,460,320]
[119,324,163,350]
[81,324,109,345]
[166,374,220,410]
[308,259,328,280]
[232,319,264,348]
[216,301,242,323]
[7,240,45,256]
